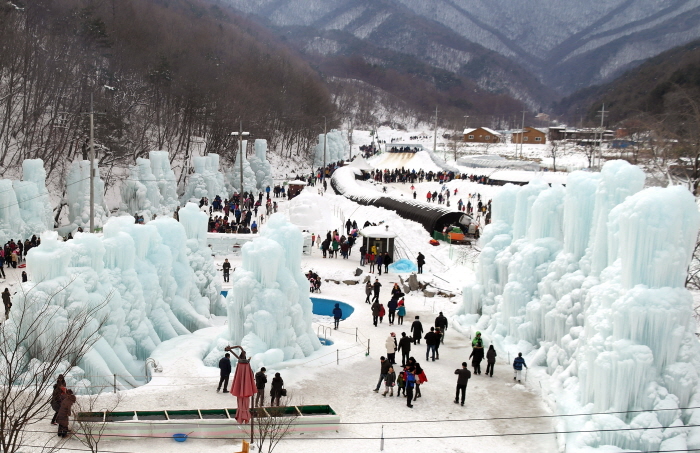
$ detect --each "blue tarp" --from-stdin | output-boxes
[388,259,418,273]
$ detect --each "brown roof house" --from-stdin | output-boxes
[512,127,547,144]
[463,127,502,143]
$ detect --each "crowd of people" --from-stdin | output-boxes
[368,168,458,185]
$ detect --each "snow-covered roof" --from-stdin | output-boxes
[360,225,398,238]
[287,180,307,186]
[464,127,501,136]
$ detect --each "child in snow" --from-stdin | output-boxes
[379,304,386,323]
[397,299,406,325]
[383,367,396,397]
[396,371,406,396]
[513,352,527,383]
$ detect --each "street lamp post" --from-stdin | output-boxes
[230,121,250,194]
[322,116,327,183]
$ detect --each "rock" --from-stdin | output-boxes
[437,291,455,298]
[324,279,340,285]
[408,274,420,291]
[363,275,371,284]
[343,280,358,285]
[423,289,436,297]
[354,268,363,277]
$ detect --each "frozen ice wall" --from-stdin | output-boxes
[248,139,274,191]
[178,203,224,315]
[66,160,109,230]
[14,212,219,392]
[456,160,700,451]
[0,159,54,244]
[119,158,161,220]
[181,153,227,204]
[204,213,321,369]
[226,140,257,195]
[313,130,348,167]
[149,151,179,213]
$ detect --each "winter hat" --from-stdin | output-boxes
[380,356,386,360]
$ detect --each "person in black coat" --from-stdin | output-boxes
[217,353,232,392]
[383,252,391,273]
[397,332,411,366]
[454,362,471,406]
[410,316,423,345]
[255,367,267,406]
[486,345,497,377]
[332,303,342,329]
[222,259,231,283]
[416,252,425,274]
[387,297,398,325]
[424,327,438,361]
[434,312,448,343]
[372,279,381,303]
[270,373,284,406]
[469,345,484,375]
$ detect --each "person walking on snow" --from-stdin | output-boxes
[373,279,382,303]
[404,366,416,408]
[365,281,372,304]
[371,301,381,327]
[382,366,396,397]
[397,299,406,325]
[2,288,11,320]
[513,353,527,383]
[222,259,231,283]
[217,353,232,392]
[398,332,411,366]
[332,303,342,329]
[373,356,391,392]
[387,296,398,325]
[435,312,448,343]
[486,345,497,377]
[385,332,397,364]
[57,389,76,438]
[424,327,438,361]
[454,361,471,406]
[411,316,423,345]
[416,252,425,274]
[255,367,267,407]
[375,253,383,275]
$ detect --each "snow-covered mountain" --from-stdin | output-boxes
[226,0,700,95]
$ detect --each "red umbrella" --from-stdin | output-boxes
[228,347,257,424]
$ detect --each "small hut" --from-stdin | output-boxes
[287,180,307,200]
[360,224,397,261]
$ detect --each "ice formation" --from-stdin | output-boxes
[204,214,321,370]
[225,140,257,195]
[15,204,222,392]
[248,139,274,191]
[313,130,348,167]
[66,160,109,230]
[181,153,227,204]
[456,160,700,451]
[120,152,180,220]
[0,159,54,244]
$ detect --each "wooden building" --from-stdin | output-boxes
[463,127,502,143]
[512,127,547,144]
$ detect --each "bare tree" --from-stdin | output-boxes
[0,281,110,453]
[71,388,125,453]
[247,395,300,453]
[549,140,560,172]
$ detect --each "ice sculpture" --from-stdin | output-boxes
[119,158,161,220]
[204,214,321,369]
[149,151,179,213]
[226,140,257,195]
[456,160,700,451]
[181,153,227,204]
[0,159,54,244]
[66,160,109,230]
[16,208,220,392]
[120,153,180,220]
[248,139,274,191]
[313,130,348,167]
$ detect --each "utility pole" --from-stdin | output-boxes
[519,110,526,158]
[322,116,327,183]
[433,106,438,153]
[349,117,354,160]
[230,121,250,194]
[463,115,469,130]
[81,93,104,233]
[597,104,607,169]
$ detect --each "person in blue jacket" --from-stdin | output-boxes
[332,303,342,330]
[513,352,527,383]
[375,254,383,275]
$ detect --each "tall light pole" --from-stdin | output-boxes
[433,106,438,153]
[519,110,526,158]
[597,104,607,169]
[230,121,250,194]
[463,115,469,130]
[81,93,104,233]
[322,116,327,183]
